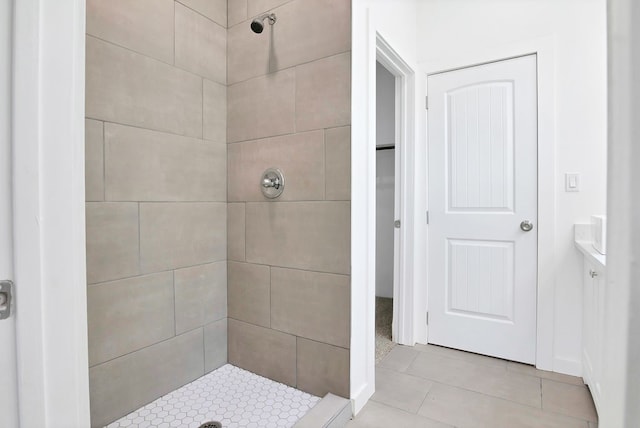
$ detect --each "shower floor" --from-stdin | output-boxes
[105,364,321,428]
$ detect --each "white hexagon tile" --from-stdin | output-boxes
[105,364,320,428]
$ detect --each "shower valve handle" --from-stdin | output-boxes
[262,177,280,189]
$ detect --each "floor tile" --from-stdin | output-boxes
[377,345,419,372]
[507,361,585,386]
[542,379,598,422]
[415,343,508,370]
[348,401,453,428]
[407,349,542,407]
[371,368,433,413]
[418,383,589,428]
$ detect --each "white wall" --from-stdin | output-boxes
[375,149,394,298]
[601,0,640,426]
[416,0,608,375]
[351,0,421,413]
[376,62,395,146]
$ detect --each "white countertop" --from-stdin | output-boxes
[574,223,606,269]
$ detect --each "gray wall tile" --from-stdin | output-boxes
[175,262,227,335]
[325,126,351,200]
[86,36,203,138]
[89,329,204,428]
[228,318,296,386]
[86,0,174,64]
[228,261,270,327]
[140,203,226,272]
[86,202,139,284]
[105,123,226,202]
[296,52,351,132]
[297,338,349,398]
[227,203,246,261]
[178,0,228,28]
[271,0,351,71]
[87,272,175,367]
[246,202,350,274]
[227,19,270,85]
[247,0,290,16]
[227,69,295,142]
[271,267,350,348]
[228,131,325,201]
[175,3,227,84]
[85,119,104,202]
[227,0,248,27]
[205,318,228,372]
[204,79,227,143]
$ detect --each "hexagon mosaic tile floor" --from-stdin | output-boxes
[105,364,321,428]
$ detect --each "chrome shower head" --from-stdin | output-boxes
[250,13,276,33]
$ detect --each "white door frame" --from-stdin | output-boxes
[12,0,90,425]
[422,37,557,372]
[377,36,416,346]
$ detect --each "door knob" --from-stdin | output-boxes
[520,220,533,232]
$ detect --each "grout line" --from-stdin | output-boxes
[175,0,227,29]
[172,269,177,336]
[101,120,106,201]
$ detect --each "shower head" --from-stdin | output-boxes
[250,13,276,33]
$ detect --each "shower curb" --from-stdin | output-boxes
[293,393,352,428]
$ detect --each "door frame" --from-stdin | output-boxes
[422,37,558,372]
[12,0,90,425]
[377,36,415,346]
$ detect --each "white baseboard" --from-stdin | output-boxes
[350,381,374,416]
[553,357,583,377]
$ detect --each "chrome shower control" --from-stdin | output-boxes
[260,168,285,199]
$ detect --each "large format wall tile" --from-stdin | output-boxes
[246,202,350,274]
[227,0,248,27]
[140,203,226,272]
[85,119,104,201]
[86,202,139,284]
[86,36,203,138]
[175,262,227,335]
[271,268,350,348]
[86,0,174,64]
[104,123,226,202]
[175,3,227,84]
[227,203,246,261]
[228,319,296,386]
[178,0,227,28]
[87,272,175,367]
[271,0,350,71]
[297,338,349,398]
[296,52,351,132]
[227,20,270,85]
[247,0,290,16]
[89,329,204,428]
[204,79,227,143]
[325,126,351,200]
[228,261,270,327]
[227,131,325,201]
[205,318,228,373]
[227,69,295,142]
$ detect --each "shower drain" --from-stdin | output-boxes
[199,422,222,428]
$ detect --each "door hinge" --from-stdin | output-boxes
[426,210,429,225]
[426,312,429,325]
[0,280,13,320]
[425,96,429,110]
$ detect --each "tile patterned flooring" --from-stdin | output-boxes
[105,364,320,428]
[348,344,599,428]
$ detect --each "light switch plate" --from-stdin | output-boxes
[565,173,580,192]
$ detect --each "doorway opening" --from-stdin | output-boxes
[375,60,398,363]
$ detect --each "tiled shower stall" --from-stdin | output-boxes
[85,0,351,426]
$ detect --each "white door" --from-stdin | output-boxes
[1,0,19,425]
[427,55,538,364]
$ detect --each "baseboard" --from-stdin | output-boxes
[553,356,583,377]
[350,381,375,416]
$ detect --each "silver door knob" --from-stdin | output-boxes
[520,220,533,232]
